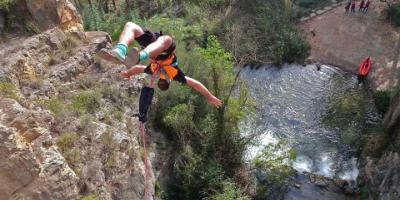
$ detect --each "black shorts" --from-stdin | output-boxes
[136,28,157,48]
[135,28,176,60]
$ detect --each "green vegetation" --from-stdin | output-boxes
[56,132,82,172]
[0,80,18,100]
[48,35,80,66]
[373,90,391,115]
[294,0,331,18]
[71,91,101,115]
[100,128,117,150]
[149,35,254,199]
[78,0,309,64]
[80,195,101,200]
[0,0,14,10]
[63,148,81,166]
[56,132,79,153]
[74,0,311,198]
[362,128,389,158]
[323,89,368,148]
[253,142,296,198]
[100,128,119,170]
[386,3,400,27]
[0,0,39,35]
[206,180,250,200]
[40,97,65,118]
[218,0,310,64]
[324,90,368,127]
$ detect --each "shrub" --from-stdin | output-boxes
[206,180,250,200]
[253,142,296,198]
[63,148,81,166]
[100,128,117,150]
[253,142,296,185]
[0,80,18,100]
[81,195,100,200]
[0,0,13,10]
[373,90,391,115]
[56,132,79,153]
[218,0,310,64]
[386,3,400,27]
[163,104,196,142]
[273,26,310,64]
[71,91,101,115]
[41,97,65,118]
[111,106,123,121]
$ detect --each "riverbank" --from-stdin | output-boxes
[301,1,400,91]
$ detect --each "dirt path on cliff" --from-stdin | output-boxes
[301,1,400,91]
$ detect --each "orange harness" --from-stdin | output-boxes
[149,53,179,82]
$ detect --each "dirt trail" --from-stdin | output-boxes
[301,1,400,90]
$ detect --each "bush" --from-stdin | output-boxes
[0,80,18,100]
[0,0,14,10]
[41,97,65,118]
[71,91,101,115]
[253,142,296,198]
[207,180,250,200]
[386,3,400,27]
[254,142,296,184]
[56,132,79,153]
[295,0,331,17]
[63,148,81,165]
[163,104,196,142]
[218,0,310,64]
[81,195,100,200]
[373,90,391,115]
[273,26,310,64]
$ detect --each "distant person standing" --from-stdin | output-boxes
[363,0,371,13]
[350,0,356,13]
[345,0,351,13]
[359,0,365,12]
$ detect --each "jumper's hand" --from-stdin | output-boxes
[120,70,132,80]
[208,96,223,108]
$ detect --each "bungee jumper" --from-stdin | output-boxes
[98,22,222,122]
[98,21,222,200]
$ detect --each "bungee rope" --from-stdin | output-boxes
[139,61,161,200]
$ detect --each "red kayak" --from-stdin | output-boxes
[358,57,372,77]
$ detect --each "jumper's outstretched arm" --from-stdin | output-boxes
[120,65,146,80]
[120,67,223,108]
[185,76,222,108]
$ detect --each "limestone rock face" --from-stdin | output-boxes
[0,98,80,199]
[0,24,164,199]
[26,0,83,32]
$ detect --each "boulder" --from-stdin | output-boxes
[25,0,83,32]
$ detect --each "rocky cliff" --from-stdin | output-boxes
[359,91,400,199]
[0,1,166,199]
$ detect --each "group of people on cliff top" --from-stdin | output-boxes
[345,0,371,14]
